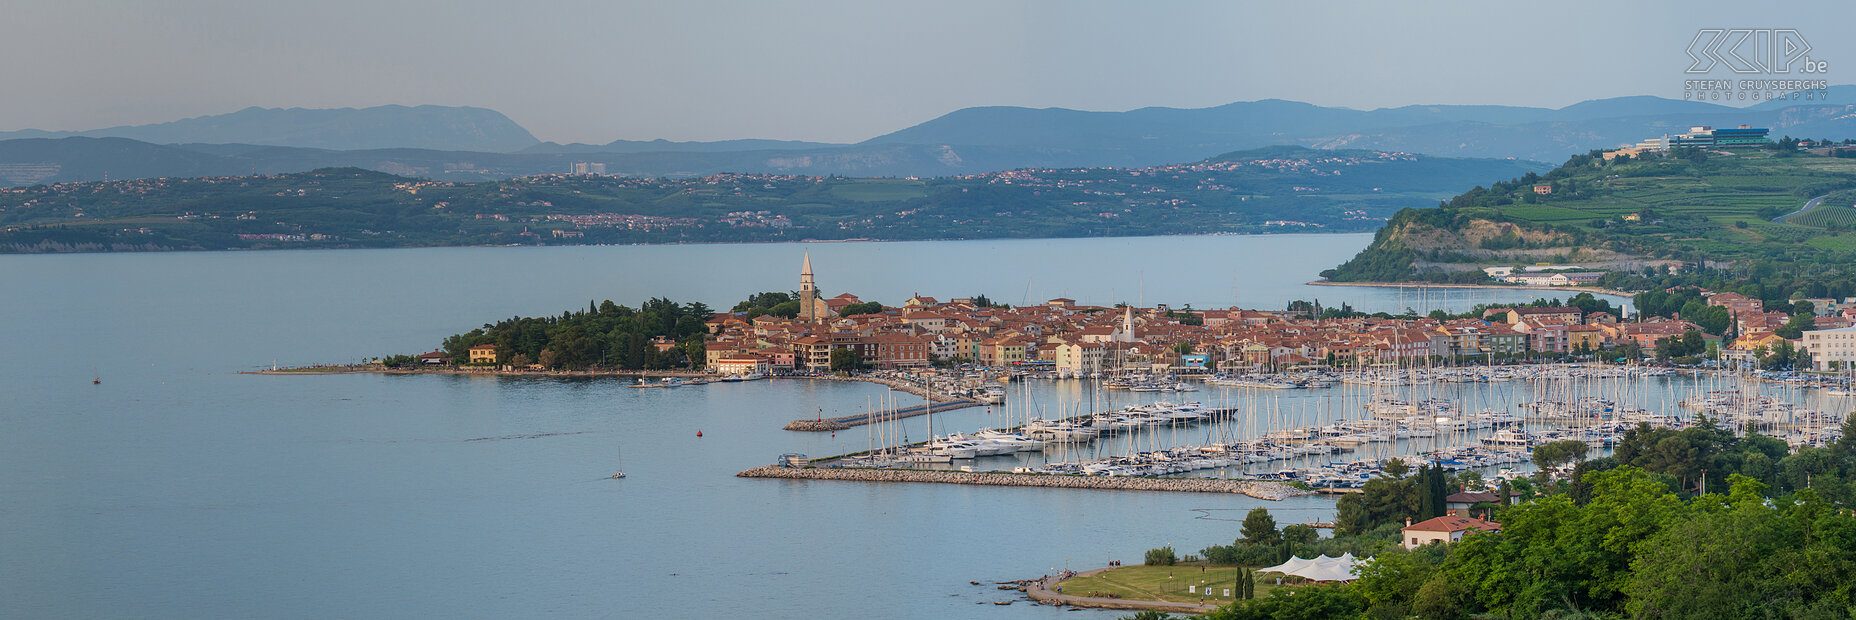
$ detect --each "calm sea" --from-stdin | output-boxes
[2,234,1625,618]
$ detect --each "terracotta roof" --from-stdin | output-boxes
[1403,515,1502,533]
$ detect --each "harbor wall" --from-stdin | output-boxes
[737,466,1314,501]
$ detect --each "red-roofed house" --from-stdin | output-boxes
[1402,516,1502,549]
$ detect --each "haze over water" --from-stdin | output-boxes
[5,234,1628,618]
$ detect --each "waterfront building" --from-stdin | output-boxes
[715,356,771,377]
[859,332,931,369]
[1052,340,1106,377]
[1799,327,1856,371]
[792,335,831,371]
[1514,320,1571,354]
[705,341,743,369]
[468,344,498,364]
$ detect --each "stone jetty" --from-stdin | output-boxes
[782,400,983,431]
[737,466,1313,501]
[780,374,983,431]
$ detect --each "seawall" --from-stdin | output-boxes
[737,466,1313,501]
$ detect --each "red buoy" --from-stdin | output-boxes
[696,430,703,437]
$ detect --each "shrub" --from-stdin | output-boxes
[1144,546,1177,566]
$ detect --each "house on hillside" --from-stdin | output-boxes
[1402,516,1502,549]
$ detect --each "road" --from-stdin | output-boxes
[1773,194,1830,224]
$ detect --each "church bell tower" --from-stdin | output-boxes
[800,252,816,322]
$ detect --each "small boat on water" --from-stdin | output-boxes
[612,445,626,479]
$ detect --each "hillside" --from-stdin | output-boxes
[0,105,539,152]
[0,147,1542,253]
[1324,142,1856,309]
[863,94,1856,163]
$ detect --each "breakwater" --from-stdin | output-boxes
[737,466,1313,501]
[780,374,983,431]
[782,400,983,431]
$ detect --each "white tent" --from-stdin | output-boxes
[1256,553,1368,582]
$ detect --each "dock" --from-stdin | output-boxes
[737,465,1314,501]
[783,399,983,431]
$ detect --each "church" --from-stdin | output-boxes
[797,253,834,321]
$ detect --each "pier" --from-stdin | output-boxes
[779,373,986,431]
[736,465,1313,501]
[782,400,983,431]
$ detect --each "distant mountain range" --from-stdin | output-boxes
[1,89,1854,186]
[0,105,539,152]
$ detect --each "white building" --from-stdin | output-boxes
[715,356,770,377]
[1800,326,1856,371]
[570,162,607,175]
[1053,341,1106,378]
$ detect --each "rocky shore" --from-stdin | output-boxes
[737,465,1313,501]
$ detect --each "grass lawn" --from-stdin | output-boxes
[1055,562,1282,605]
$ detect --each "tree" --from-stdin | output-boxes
[681,337,708,369]
[1241,507,1280,545]
[1533,440,1590,477]
[766,300,801,318]
[1204,585,1366,620]
[1281,524,1318,546]
[828,347,864,372]
[838,301,884,316]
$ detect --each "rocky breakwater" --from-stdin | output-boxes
[737,466,1314,501]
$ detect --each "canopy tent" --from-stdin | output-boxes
[1256,553,1367,582]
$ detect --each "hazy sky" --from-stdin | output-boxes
[8,0,1851,143]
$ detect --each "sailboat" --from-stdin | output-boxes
[92,368,101,385]
[612,445,625,479]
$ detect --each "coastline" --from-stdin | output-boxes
[4,229,1373,256]
[1024,567,1220,614]
[1306,279,1636,300]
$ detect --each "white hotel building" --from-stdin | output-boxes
[1800,326,1856,371]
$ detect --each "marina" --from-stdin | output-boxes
[758,362,1852,492]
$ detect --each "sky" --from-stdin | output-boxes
[6,0,1852,144]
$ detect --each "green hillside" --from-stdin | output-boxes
[1325,143,1856,310]
[0,146,1543,252]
